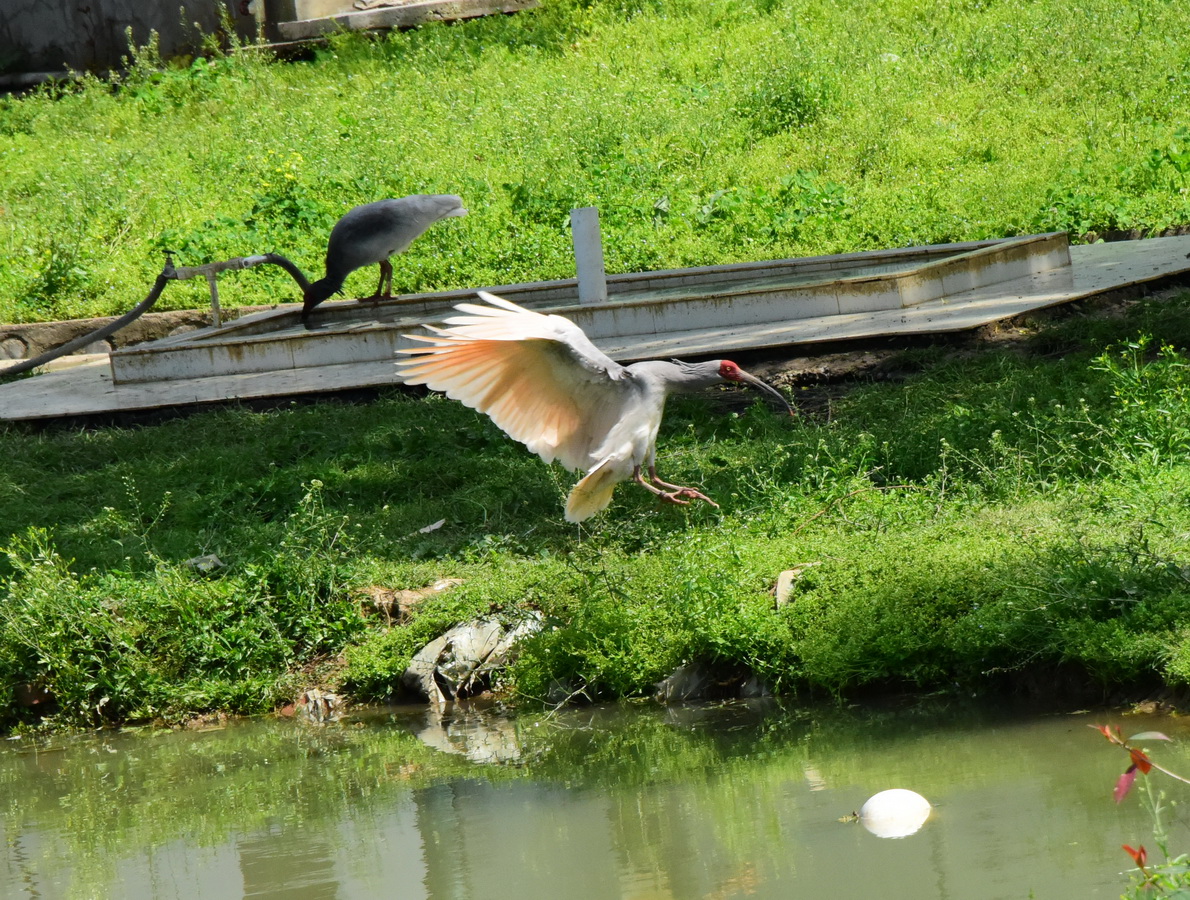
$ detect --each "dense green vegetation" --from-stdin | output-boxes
[2,0,1190,730]
[3,285,1190,728]
[1,0,1189,323]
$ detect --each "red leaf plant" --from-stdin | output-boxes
[1123,844,1148,868]
[1092,724,1190,890]
[1121,843,1152,887]
[1091,725,1180,804]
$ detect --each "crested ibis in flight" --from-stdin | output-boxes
[395,291,795,523]
[301,194,467,325]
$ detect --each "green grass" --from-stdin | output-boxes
[1,0,1189,322]
[4,285,1190,728]
[3,0,1190,729]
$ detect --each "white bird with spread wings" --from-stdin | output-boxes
[396,291,794,522]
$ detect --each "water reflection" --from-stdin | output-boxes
[1,700,1182,899]
[414,704,526,764]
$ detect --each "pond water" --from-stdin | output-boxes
[1,699,1182,899]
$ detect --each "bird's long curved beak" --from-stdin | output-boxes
[736,369,796,416]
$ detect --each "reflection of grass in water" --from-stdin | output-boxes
[1,702,848,887]
[0,702,946,890]
[5,699,1179,895]
[1,715,477,892]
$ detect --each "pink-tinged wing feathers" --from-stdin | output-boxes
[396,292,632,472]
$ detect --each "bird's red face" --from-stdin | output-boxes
[716,360,796,416]
[718,360,744,382]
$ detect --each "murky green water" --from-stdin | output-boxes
[2,699,1182,899]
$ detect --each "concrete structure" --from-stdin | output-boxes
[0,0,257,76]
[0,0,535,78]
[571,207,610,305]
[3,232,1190,422]
[104,232,1071,385]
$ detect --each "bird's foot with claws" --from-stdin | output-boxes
[633,465,720,509]
[658,487,719,508]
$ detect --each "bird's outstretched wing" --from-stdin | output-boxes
[396,291,633,472]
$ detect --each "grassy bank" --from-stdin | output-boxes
[3,285,1190,729]
[1,0,1189,323]
[3,0,1190,730]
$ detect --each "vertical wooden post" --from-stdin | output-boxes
[205,272,223,328]
[571,207,608,305]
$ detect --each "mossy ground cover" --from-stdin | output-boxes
[2,0,1190,730]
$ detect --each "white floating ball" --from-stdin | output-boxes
[859,788,932,838]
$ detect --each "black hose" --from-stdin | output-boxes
[2,253,312,380]
[3,270,172,379]
[260,253,313,292]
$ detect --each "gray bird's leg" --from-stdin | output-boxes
[633,465,719,508]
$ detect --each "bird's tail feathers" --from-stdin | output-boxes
[565,460,619,523]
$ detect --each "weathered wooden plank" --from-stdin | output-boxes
[0,352,107,376]
[276,0,539,40]
[0,358,405,421]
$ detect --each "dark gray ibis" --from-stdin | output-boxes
[301,194,467,325]
[395,291,795,522]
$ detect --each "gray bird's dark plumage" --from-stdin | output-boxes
[395,291,794,521]
[302,194,467,325]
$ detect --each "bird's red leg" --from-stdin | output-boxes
[632,466,687,505]
[365,261,393,308]
[633,466,720,508]
[379,260,393,299]
[648,465,719,507]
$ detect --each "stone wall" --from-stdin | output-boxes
[0,0,259,75]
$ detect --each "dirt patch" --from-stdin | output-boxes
[722,279,1189,417]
